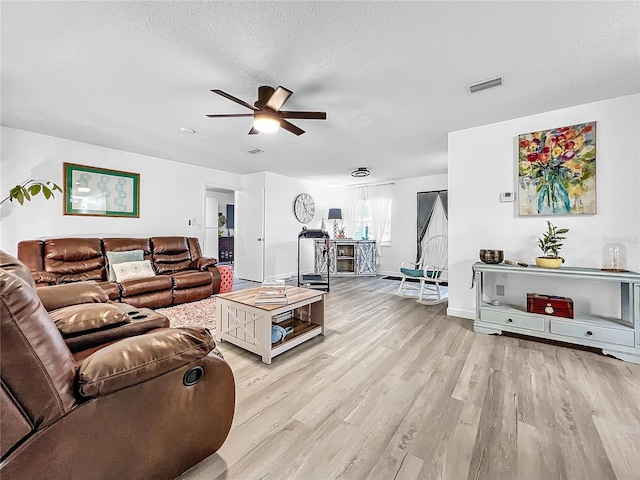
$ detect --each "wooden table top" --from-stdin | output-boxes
[215,286,324,311]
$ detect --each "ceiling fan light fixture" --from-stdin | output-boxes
[208,86,325,136]
[253,112,280,133]
[351,167,370,178]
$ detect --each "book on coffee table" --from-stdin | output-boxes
[254,293,288,305]
[254,280,288,305]
[260,280,286,294]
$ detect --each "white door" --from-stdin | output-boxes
[234,187,264,282]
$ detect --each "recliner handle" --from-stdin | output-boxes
[183,366,204,386]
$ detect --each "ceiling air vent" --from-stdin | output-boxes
[467,75,505,94]
[247,148,264,155]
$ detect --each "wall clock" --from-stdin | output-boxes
[294,193,315,224]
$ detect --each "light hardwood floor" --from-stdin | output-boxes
[180,276,640,480]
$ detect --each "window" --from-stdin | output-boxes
[352,199,392,244]
[344,184,393,246]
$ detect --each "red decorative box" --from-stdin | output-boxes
[526,293,574,319]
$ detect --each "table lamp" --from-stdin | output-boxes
[328,208,342,238]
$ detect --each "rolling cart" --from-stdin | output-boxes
[298,227,330,291]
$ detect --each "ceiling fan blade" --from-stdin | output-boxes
[265,86,293,111]
[280,120,305,136]
[206,113,254,118]
[248,126,259,135]
[278,111,327,120]
[211,89,257,111]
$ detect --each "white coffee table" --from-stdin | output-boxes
[215,286,325,364]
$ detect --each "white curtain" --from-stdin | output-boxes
[422,195,448,281]
[424,195,448,243]
[344,183,393,257]
[343,187,363,234]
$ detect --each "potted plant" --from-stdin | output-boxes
[337,225,346,239]
[536,220,569,268]
[1,180,62,206]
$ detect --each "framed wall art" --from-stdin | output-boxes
[63,162,140,217]
[518,122,596,216]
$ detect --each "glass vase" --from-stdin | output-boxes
[537,171,570,214]
[602,243,627,272]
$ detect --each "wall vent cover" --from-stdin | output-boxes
[247,148,264,155]
[468,75,505,94]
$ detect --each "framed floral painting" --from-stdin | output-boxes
[518,122,596,216]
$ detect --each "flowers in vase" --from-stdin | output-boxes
[518,122,596,216]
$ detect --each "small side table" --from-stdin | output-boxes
[217,265,233,293]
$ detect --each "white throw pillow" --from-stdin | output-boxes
[106,249,144,281]
[112,260,156,283]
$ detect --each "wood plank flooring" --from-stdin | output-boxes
[179,276,640,480]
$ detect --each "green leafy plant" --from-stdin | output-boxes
[537,220,569,258]
[1,180,62,206]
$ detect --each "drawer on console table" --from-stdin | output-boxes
[549,319,635,347]
[480,309,545,333]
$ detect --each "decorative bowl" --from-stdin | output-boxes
[479,249,504,264]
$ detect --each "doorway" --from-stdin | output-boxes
[417,190,448,279]
[204,184,265,283]
[205,187,235,266]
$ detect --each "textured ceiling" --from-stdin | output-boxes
[2,1,638,185]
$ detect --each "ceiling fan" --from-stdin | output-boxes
[206,85,326,136]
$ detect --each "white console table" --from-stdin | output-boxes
[473,262,640,364]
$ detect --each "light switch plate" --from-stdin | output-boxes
[500,192,515,202]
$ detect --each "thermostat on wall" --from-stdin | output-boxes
[500,192,515,202]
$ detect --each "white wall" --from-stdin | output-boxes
[378,174,448,276]
[264,172,343,280]
[261,172,451,280]
[0,127,243,255]
[0,126,452,283]
[448,94,640,320]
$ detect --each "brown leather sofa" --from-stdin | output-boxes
[17,236,222,308]
[0,251,235,479]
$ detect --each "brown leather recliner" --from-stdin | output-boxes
[0,251,235,479]
[36,280,170,353]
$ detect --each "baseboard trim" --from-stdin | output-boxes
[447,307,475,320]
[377,270,396,278]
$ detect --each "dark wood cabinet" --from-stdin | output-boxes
[219,236,234,263]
